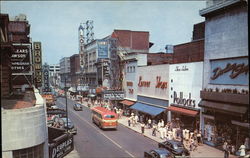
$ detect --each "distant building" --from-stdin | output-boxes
[70,54,80,89]
[49,64,60,87]
[59,57,70,88]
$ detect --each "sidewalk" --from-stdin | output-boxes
[118,115,237,158]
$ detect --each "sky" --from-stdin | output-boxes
[1,1,206,65]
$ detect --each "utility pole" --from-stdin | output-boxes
[64,78,68,133]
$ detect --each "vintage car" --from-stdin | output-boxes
[73,103,83,111]
[158,140,190,157]
[60,117,77,135]
[144,148,173,158]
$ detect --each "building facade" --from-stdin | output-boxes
[130,64,170,122]
[199,0,249,149]
[49,64,60,87]
[59,57,70,88]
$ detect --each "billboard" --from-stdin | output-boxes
[103,90,124,100]
[43,65,51,92]
[11,44,31,74]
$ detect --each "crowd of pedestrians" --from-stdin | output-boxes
[126,112,202,152]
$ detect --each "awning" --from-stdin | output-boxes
[199,100,247,115]
[167,106,199,117]
[119,100,135,106]
[68,87,76,92]
[87,94,96,98]
[130,102,165,116]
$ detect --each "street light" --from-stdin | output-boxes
[64,78,69,133]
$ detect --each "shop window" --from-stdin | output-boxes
[13,143,44,158]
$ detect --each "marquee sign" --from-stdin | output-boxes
[43,66,51,92]
[103,91,124,100]
[33,42,42,87]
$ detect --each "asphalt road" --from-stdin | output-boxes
[56,97,158,158]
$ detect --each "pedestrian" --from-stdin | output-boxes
[189,137,195,151]
[163,125,167,139]
[128,116,131,127]
[223,141,230,158]
[160,127,164,139]
[135,115,139,124]
[132,116,136,127]
[148,118,152,128]
[239,143,246,158]
[197,130,202,145]
[152,124,157,136]
[141,122,145,134]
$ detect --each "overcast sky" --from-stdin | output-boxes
[1,1,205,65]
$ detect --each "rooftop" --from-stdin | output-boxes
[1,90,36,109]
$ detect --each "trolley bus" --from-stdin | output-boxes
[91,106,118,130]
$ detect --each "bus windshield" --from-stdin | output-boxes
[104,115,115,118]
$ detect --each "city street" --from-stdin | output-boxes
[56,97,158,158]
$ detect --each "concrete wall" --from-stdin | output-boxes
[203,4,248,90]
[2,88,48,158]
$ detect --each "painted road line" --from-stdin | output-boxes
[59,99,135,158]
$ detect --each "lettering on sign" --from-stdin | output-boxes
[11,45,31,73]
[175,65,189,71]
[103,91,124,100]
[138,76,150,87]
[211,63,249,80]
[50,136,73,158]
[127,81,133,87]
[128,89,134,94]
[155,76,168,89]
[173,91,195,108]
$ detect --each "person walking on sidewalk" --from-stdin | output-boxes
[239,143,246,158]
[223,141,230,158]
[141,122,145,134]
[152,123,157,136]
[148,118,152,129]
[128,116,131,127]
[135,114,139,125]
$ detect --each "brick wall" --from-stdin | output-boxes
[147,53,173,65]
[173,40,204,64]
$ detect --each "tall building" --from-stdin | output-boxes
[1,13,48,158]
[59,57,70,88]
[198,0,249,149]
[69,54,80,89]
[49,64,60,87]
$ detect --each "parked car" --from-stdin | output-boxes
[144,148,173,158]
[60,117,77,135]
[74,103,83,111]
[158,140,190,157]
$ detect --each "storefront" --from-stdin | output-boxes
[119,99,135,116]
[169,62,203,131]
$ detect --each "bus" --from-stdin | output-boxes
[91,106,118,130]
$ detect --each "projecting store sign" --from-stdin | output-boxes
[43,67,51,92]
[11,45,31,73]
[103,91,124,100]
[33,42,42,87]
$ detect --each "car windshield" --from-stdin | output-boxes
[104,115,115,118]
[173,143,184,149]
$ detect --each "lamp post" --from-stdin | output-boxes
[64,78,69,133]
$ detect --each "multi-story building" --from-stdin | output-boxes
[59,57,70,88]
[69,54,80,89]
[198,0,249,149]
[8,14,33,89]
[49,64,60,87]
[1,14,13,98]
[167,21,205,130]
[1,13,49,158]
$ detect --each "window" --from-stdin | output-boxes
[104,115,115,118]
[13,143,44,158]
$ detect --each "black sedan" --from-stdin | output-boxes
[158,140,190,157]
[73,103,83,111]
[60,117,77,135]
[144,148,173,158]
